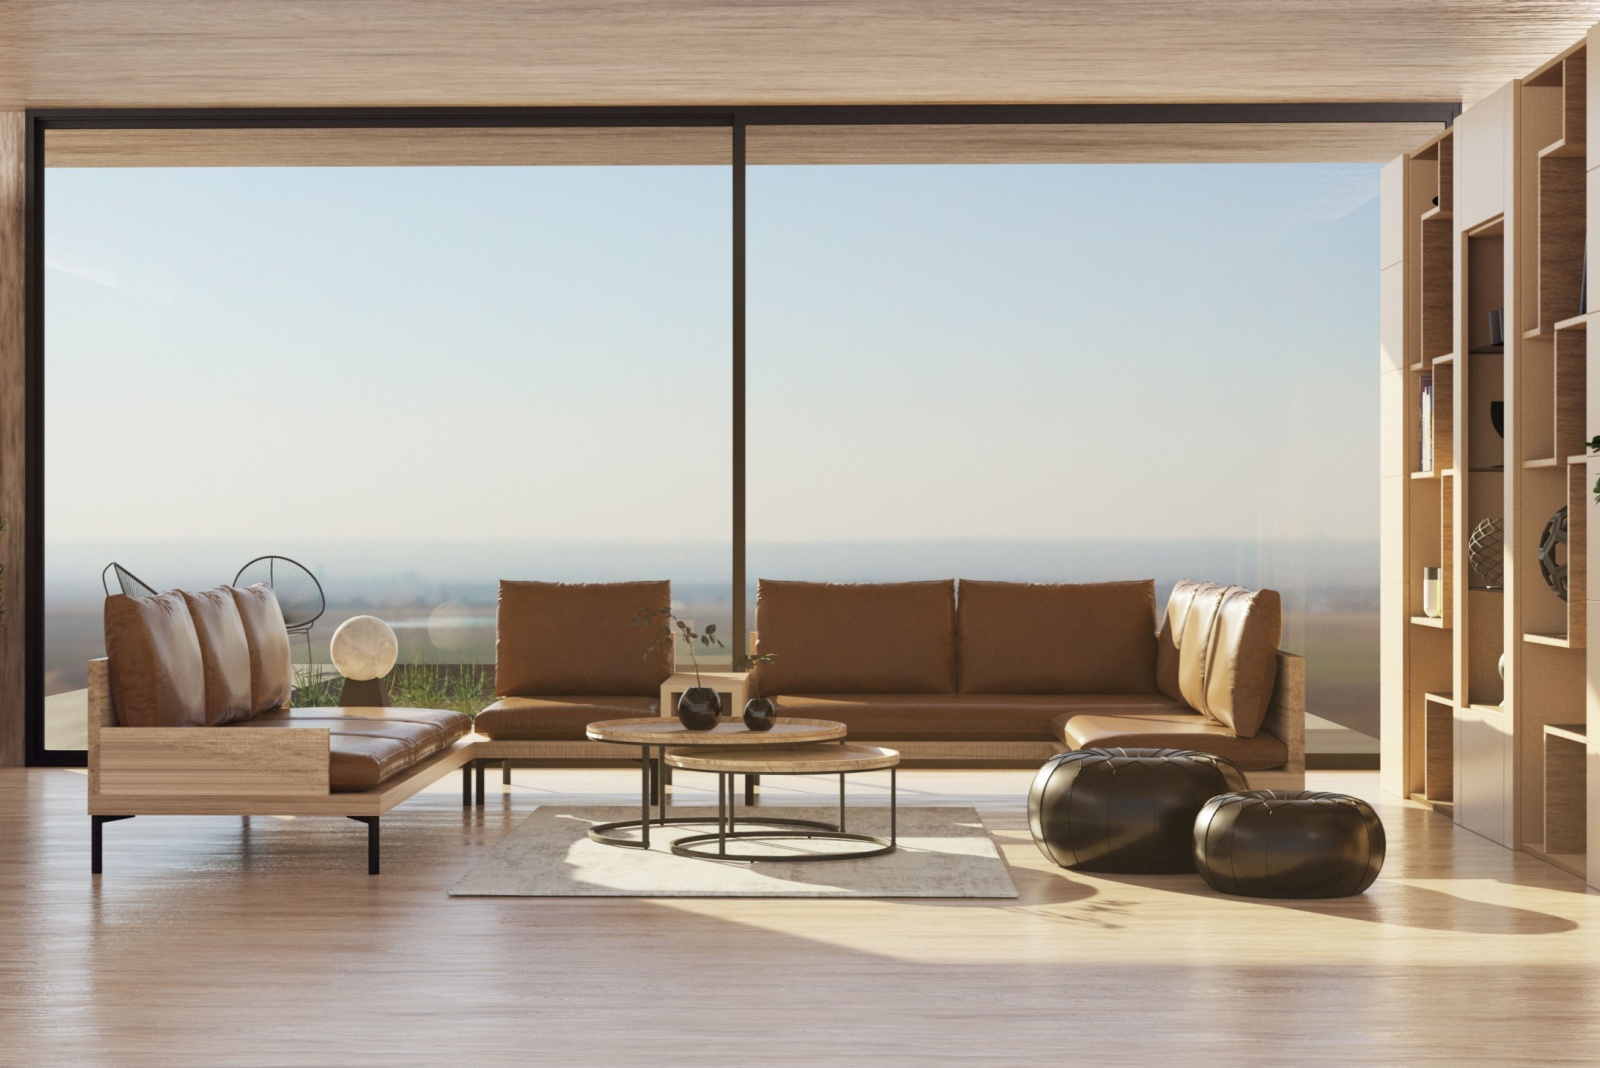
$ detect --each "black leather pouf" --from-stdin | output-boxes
[1028,748,1249,873]
[1193,790,1385,898]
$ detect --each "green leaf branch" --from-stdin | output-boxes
[632,606,774,688]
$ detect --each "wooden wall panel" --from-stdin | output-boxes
[0,112,21,766]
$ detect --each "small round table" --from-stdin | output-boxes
[664,743,900,862]
[584,717,846,850]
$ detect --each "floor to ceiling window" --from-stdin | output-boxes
[39,130,1385,760]
[43,147,731,751]
[746,161,1381,757]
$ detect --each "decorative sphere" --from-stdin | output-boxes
[330,615,399,681]
[1539,506,1570,602]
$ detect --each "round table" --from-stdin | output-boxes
[664,743,901,862]
[584,717,846,850]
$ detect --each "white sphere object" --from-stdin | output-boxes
[330,615,399,681]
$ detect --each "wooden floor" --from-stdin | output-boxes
[1,767,1596,1067]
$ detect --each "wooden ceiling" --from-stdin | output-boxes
[4,1,1598,112]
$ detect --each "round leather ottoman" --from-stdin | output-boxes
[1193,790,1385,898]
[1028,747,1248,873]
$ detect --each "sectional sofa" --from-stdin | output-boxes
[746,578,1303,788]
[88,575,1302,874]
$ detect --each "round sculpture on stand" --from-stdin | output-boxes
[1028,748,1248,873]
[1467,517,1506,589]
[1193,790,1385,898]
[1538,505,1570,601]
[330,615,399,706]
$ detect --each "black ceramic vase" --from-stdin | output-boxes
[742,697,777,731]
[677,686,722,731]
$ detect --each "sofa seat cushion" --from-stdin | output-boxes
[230,707,471,791]
[770,693,1192,742]
[496,580,673,697]
[956,579,1159,694]
[1051,710,1289,771]
[753,579,957,694]
[475,696,660,740]
[1157,579,1281,738]
[103,591,208,728]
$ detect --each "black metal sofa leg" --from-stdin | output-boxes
[349,816,380,874]
[503,759,512,785]
[475,761,486,807]
[91,814,134,874]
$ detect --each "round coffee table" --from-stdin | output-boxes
[664,743,900,862]
[584,717,846,850]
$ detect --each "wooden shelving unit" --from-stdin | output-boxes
[1384,34,1595,885]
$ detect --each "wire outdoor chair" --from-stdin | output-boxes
[101,562,158,600]
[232,555,326,665]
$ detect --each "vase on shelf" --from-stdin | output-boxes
[1422,568,1443,618]
[677,687,722,731]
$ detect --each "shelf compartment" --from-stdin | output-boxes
[1536,151,1586,336]
[1421,694,1455,804]
[1543,723,1587,856]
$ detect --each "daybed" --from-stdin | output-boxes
[88,585,474,873]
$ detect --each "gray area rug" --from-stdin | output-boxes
[450,805,1019,898]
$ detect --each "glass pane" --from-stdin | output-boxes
[748,162,1379,754]
[44,139,730,749]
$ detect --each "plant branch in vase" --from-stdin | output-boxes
[632,607,774,731]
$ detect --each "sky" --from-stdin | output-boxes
[43,158,1380,594]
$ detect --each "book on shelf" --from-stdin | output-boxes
[1420,373,1433,472]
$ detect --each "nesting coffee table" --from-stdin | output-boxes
[584,717,848,850]
[664,743,900,861]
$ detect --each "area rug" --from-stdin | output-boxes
[449,805,1019,898]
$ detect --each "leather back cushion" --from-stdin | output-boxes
[229,584,293,714]
[1158,579,1281,737]
[180,588,256,726]
[957,579,1158,694]
[103,591,207,727]
[753,580,956,695]
[496,580,673,697]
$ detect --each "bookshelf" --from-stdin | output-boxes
[1384,34,1596,886]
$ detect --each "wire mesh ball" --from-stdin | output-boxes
[1467,517,1505,589]
[233,555,326,633]
[1539,506,1569,602]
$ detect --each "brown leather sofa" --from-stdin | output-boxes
[89,585,474,873]
[749,578,1304,786]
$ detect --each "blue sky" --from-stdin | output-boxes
[44,160,1379,570]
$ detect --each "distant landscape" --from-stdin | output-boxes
[47,536,1378,739]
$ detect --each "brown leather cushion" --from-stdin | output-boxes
[770,693,1190,742]
[103,591,207,728]
[1052,710,1289,771]
[475,695,660,740]
[236,707,471,791]
[179,587,255,726]
[753,580,956,695]
[1159,580,1281,737]
[956,579,1158,694]
[229,584,293,714]
[496,580,672,697]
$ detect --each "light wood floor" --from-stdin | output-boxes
[1,767,1595,1067]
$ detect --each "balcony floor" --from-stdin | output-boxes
[1,767,1594,1066]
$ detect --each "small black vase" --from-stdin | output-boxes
[742,697,777,732]
[677,686,722,731]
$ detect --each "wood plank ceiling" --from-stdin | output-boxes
[4,1,1599,111]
